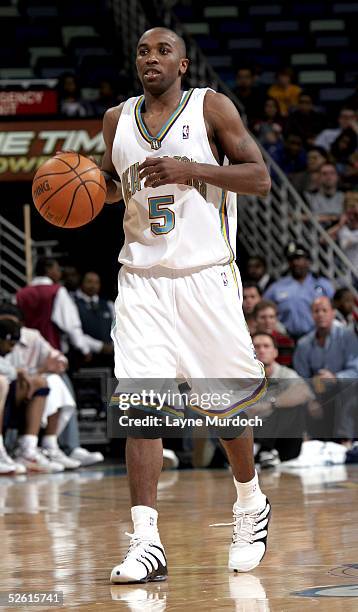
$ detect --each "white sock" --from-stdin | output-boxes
[131,505,160,541]
[234,471,266,511]
[0,434,4,451]
[18,435,38,454]
[41,435,58,450]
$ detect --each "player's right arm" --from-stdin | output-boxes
[101,103,124,204]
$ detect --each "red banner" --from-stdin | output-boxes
[0,91,57,116]
[0,120,104,181]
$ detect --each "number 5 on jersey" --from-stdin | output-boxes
[148,196,175,235]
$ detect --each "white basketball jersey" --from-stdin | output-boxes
[112,87,237,269]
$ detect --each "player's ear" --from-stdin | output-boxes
[179,58,189,77]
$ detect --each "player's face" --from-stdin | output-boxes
[136,32,188,94]
[253,336,278,366]
[256,308,277,334]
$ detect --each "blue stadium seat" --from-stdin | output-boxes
[333,3,358,13]
[265,21,299,32]
[249,5,282,16]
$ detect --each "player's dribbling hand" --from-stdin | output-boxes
[138,157,194,187]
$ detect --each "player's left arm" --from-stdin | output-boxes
[139,92,271,197]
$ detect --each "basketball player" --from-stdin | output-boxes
[101,27,272,583]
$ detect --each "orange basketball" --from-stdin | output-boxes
[32,152,106,228]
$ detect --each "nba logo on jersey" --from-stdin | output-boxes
[221,272,228,286]
[182,125,189,139]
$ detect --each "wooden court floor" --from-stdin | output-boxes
[0,464,357,611]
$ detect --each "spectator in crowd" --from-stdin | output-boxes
[62,265,81,295]
[16,257,111,360]
[242,282,262,335]
[0,303,104,469]
[305,163,344,229]
[271,133,307,175]
[251,333,313,468]
[74,271,114,367]
[284,92,326,146]
[294,297,358,443]
[330,128,358,177]
[333,288,355,326]
[253,97,283,147]
[245,255,274,293]
[0,319,60,474]
[267,68,302,117]
[74,272,113,342]
[57,72,89,118]
[328,192,358,289]
[290,145,327,195]
[315,107,357,151]
[242,282,262,317]
[0,374,12,474]
[253,300,295,367]
[264,242,334,340]
[232,66,264,127]
[91,79,121,117]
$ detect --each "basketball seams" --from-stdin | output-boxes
[35,167,104,211]
[33,154,82,181]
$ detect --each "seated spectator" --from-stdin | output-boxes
[251,333,313,468]
[0,374,12,474]
[0,319,57,474]
[305,163,344,229]
[294,297,358,444]
[91,79,121,117]
[0,303,104,469]
[267,68,301,117]
[253,300,295,367]
[264,242,334,340]
[242,282,262,317]
[330,192,358,289]
[271,133,307,175]
[333,288,355,326]
[245,255,274,293]
[290,145,327,195]
[74,271,114,367]
[57,72,89,118]
[16,257,109,360]
[253,97,284,147]
[232,66,264,127]
[330,128,358,177]
[315,107,357,151]
[285,92,326,146]
[62,265,81,295]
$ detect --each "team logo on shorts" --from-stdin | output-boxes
[221,272,228,286]
[182,125,189,139]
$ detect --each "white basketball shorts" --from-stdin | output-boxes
[111,263,266,418]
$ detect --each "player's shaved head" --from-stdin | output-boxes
[138,27,187,57]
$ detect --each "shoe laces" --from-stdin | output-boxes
[210,507,261,545]
[124,532,156,560]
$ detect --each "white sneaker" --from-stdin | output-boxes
[110,533,167,584]
[162,448,179,470]
[228,498,271,572]
[41,447,81,470]
[69,447,104,467]
[257,449,281,469]
[15,448,64,473]
[0,446,26,475]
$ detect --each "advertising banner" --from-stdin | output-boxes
[0,120,104,181]
[0,90,57,116]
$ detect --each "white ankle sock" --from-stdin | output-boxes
[42,435,58,450]
[234,471,266,511]
[18,435,38,454]
[131,505,160,540]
